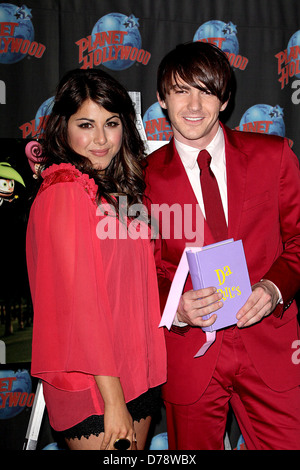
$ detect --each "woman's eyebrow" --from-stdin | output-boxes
[74,114,120,122]
[106,115,120,121]
[75,117,95,122]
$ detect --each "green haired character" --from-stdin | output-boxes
[0,162,25,206]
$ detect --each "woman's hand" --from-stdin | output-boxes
[94,375,137,450]
[101,401,136,450]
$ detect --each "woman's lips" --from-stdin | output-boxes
[90,148,109,157]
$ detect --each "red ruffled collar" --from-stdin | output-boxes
[39,163,98,203]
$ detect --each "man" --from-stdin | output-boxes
[145,41,300,450]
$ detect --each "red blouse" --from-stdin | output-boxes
[26,163,166,431]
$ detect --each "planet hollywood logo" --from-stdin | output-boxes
[0,3,45,64]
[193,20,248,71]
[275,30,300,89]
[19,96,54,138]
[236,104,285,136]
[0,369,34,420]
[143,102,173,141]
[76,12,151,70]
[235,103,293,146]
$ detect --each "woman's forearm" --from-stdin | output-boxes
[94,375,135,450]
[94,375,126,406]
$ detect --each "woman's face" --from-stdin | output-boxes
[67,99,123,170]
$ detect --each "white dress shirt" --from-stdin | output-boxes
[174,125,228,223]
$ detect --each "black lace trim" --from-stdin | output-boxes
[60,386,161,440]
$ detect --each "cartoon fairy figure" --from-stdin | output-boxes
[0,162,25,206]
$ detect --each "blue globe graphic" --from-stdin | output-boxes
[143,102,172,141]
[34,96,54,136]
[0,3,34,64]
[239,104,285,136]
[0,369,32,419]
[43,442,64,450]
[287,30,300,79]
[149,432,168,450]
[91,13,141,70]
[193,20,239,55]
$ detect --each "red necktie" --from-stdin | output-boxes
[197,149,227,242]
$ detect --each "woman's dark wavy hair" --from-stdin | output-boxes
[41,68,147,214]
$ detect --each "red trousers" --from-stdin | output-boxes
[165,327,300,450]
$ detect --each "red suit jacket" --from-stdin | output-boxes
[145,123,300,405]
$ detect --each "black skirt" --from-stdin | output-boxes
[59,386,162,440]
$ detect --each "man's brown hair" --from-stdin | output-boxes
[157,41,232,104]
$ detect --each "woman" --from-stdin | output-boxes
[26,69,166,450]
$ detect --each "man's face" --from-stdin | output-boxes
[158,77,228,149]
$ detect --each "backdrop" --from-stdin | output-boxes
[0,0,299,451]
[0,0,300,155]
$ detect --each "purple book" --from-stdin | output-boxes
[186,239,252,332]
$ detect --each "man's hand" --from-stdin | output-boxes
[236,279,279,328]
[177,287,223,327]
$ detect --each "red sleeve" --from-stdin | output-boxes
[27,181,118,391]
[264,140,300,309]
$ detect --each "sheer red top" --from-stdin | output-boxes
[26,163,166,431]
